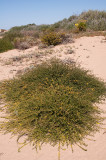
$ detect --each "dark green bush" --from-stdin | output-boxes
[68,15,78,21]
[0,38,14,53]
[0,59,106,157]
[75,20,87,31]
[38,25,50,32]
[4,31,22,42]
[41,32,65,46]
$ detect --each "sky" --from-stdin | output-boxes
[0,0,106,29]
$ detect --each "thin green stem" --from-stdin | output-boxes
[58,141,61,160]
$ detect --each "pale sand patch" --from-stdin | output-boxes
[0,36,106,160]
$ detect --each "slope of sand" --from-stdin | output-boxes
[0,36,106,160]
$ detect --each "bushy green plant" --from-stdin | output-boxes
[41,32,65,46]
[38,25,50,32]
[79,10,106,31]
[75,20,87,31]
[0,38,14,53]
[0,59,106,159]
[4,31,22,42]
[0,29,23,53]
[68,15,78,21]
[2,30,37,51]
[49,22,61,31]
[88,18,106,31]
[13,36,36,49]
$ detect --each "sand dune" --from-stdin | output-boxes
[0,36,106,160]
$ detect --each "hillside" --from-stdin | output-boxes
[0,10,106,53]
[8,10,106,32]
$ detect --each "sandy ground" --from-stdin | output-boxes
[0,36,106,160]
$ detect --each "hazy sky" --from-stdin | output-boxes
[0,0,106,29]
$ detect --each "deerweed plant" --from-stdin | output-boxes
[0,59,106,159]
[75,20,87,31]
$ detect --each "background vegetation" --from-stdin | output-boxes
[0,38,14,53]
[0,10,106,53]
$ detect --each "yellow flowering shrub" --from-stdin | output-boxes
[75,20,87,31]
[41,32,65,46]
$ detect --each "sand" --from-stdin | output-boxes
[0,36,106,160]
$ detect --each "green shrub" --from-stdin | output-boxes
[68,15,78,21]
[0,29,23,53]
[80,10,106,31]
[8,25,35,33]
[4,31,22,42]
[66,24,75,30]
[40,25,50,31]
[41,32,65,46]
[13,36,37,49]
[0,59,106,159]
[88,18,106,31]
[0,38,14,53]
[75,20,87,31]
[50,22,61,31]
